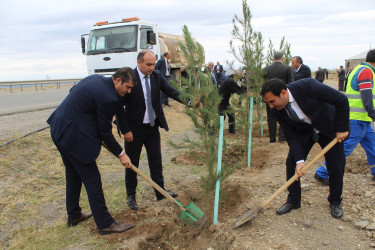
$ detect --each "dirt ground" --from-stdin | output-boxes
[2,90,375,249]
[89,101,375,249]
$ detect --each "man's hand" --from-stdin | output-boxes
[124,131,133,142]
[119,153,131,168]
[336,131,349,143]
[295,162,305,178]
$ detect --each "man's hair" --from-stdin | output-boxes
[163,52,169,57]
[137,50,154,62]
[112,67,137,85]
[366,49,375,63]
[340,65,343,68]
[260,78,287,97]
[274,51,284,60]
[293,56,303,64]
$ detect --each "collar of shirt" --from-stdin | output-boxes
[295,64,302,72]
[286,88,312,124]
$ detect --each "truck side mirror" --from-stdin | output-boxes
[147,31,157,45]
[81,36,86,54]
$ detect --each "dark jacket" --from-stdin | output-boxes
[218,75,246,112]
[117,69,181,134]
[47,75,124,164]
[315,69,325,82]
[271,78,349,162]
[293,64,312,81]
[338,69,346,80]
[155,57,169,78]
[264,61,294,83]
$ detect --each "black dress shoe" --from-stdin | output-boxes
[100,221,134,235]
[229,131,238,134]
[276,203,301,215]
[67,212,93,227]
[270,139,276,143]
[330,204,343,219]
[157,191,178,201]
[314,173,329,186]
[127,195,138,210]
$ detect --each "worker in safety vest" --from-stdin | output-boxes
[315,49,375,184]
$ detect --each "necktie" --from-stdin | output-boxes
[285,102,319,142]
[144,76,155,127]
[285,102,302,123]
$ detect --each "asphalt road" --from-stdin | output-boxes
[0,88,70,116]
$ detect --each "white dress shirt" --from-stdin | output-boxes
[137,67,156,124]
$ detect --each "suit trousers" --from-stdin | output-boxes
[286,133,345,205]
[53,140,114,230]
[125,124,165,198]
[266,104,285,141]
[338,80,345,91]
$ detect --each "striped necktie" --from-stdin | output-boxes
[144,76,155,127]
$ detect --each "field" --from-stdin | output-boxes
[1,80,375,249]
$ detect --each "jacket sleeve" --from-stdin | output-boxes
[159,73,183,103]
[96,101,123,156]
[287,67,294,83]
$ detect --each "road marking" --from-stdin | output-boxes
[0,102,61,111]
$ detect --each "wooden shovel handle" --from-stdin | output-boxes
[129,164,187,212]
[260,137,338,209]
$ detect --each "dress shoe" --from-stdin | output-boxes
[330,204,343,219]
[276,203,301,215]
[229,130,238,135]
[270,139,276,143]
[157,191,178,201]
[127,195,138,210]
[100,221,134,235]
[164,103,172,107]
[314,173,329,186]
[67,212,93,227]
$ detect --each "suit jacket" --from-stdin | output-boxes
[264,61,294,83]
[47,75,124,164]
[218,75,246,112]
[271,78,349,162]
[293,64,312,81]
[214,65,223,81]
[315,69,325,82]
[117,69,181,134]
[338,69,346,80]
[155,57,169,77]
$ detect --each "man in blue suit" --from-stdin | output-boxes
[47,67,136,234]
[117,51,183,210]
[291,56,311,80]
[261,78,349,219]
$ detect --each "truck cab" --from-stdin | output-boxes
[81,17,160,76]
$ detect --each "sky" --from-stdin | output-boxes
[1,0,374,81]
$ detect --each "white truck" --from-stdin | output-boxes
[81,17,196,80]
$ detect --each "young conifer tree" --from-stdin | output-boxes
[228,0,265,160]
[173,25,238,193]
[265,37,292,67]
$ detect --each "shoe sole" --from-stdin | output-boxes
[99,226,134,235]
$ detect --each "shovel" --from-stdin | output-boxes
[233,137,338,229]
[129,164,208,229]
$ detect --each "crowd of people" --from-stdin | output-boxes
[47,48,375,234]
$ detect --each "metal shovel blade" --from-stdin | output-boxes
[232,206,262,229]
[178,202,208,229]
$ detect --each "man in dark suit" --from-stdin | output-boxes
[337,66,346,91]
[117,51,182,210]
[315,67,325,83]
[47,67,136,234]
[291,56,312,80]
[155,52,172,107]
[261,78,349,219]
[218,73,246,134]
[264,51,294,143]
[214,61,224,85]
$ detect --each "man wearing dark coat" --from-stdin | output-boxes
[315,67,325,83]
[291,56,311,80]
[47,67,136,234]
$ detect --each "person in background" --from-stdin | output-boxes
[263,51,294,143]
[155,52,172,107]
[337,66,346,91]
[315,49,375,185]
[291,56,311,80]
[47,67,136,235]
[208,61,218,87]
[261,77,349,219]
[218,72,246,134]
[315,67,325,83]
[214,61,224,86]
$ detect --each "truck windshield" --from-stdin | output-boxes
[87,25,137,55]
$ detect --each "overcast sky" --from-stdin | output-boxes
[1,0,374,81]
